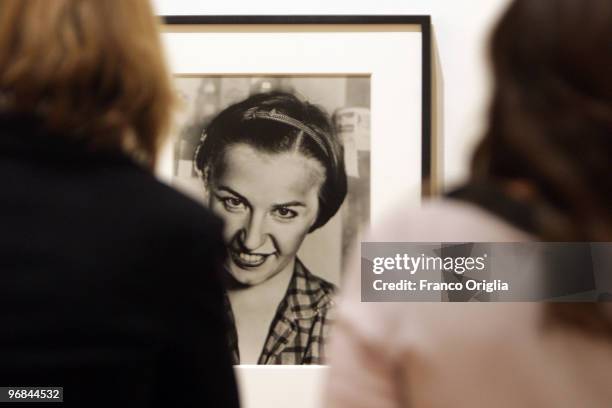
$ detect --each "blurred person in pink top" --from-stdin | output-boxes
[325,0,612,407]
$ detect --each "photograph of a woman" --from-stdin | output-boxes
[170,76,370,364]
[195,92,346,364]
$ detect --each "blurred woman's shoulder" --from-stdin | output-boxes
[336,191,536,356]
[0,113,222,266]
[331,195,612,407]
[370,193,533,243]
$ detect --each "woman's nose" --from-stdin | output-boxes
[241,212,267,251]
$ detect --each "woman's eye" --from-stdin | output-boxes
[273,207,298,219]
[222,197,245,211]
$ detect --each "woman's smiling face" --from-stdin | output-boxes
[209,143,325,286]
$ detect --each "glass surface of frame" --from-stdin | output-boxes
[158,15,432,371]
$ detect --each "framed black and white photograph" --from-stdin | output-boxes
[172,74,370,284]
[157,16,432,367]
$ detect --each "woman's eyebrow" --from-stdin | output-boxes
[216,186,248,202]
[273,201,306,208]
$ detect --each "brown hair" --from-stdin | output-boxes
[472,0,612,335]
[0,0,174,168]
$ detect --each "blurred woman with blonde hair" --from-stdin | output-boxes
[0,1,239,406]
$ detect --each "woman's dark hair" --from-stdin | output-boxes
[472,0,612,241]
[195,91,347,232]
[472,0,612,336]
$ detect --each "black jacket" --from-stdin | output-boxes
[0,114,239,407]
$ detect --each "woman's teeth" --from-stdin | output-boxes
[239,252,265,264]
[231,249,268,267]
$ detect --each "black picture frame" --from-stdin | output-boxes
[162,15,433,194]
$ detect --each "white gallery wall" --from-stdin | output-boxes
[153,0,512,189]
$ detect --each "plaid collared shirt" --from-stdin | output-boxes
[225,259,336,365]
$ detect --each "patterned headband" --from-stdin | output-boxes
[242,107,330,158]
[194,107,336,178]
